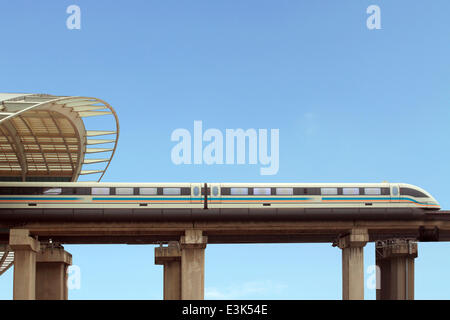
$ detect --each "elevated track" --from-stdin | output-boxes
[0,208,447,244]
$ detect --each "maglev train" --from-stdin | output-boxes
[0,182,440,210]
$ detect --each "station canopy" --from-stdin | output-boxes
[0,93,119,182]
[0,245,13,277]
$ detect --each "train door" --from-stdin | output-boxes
[191,183,202,206]
[390,184,400,205]
[207,183,221,207]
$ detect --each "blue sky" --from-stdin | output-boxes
[1,0,450,299]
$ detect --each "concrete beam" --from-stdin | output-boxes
[337,228,368,300]
[5,217,450,245]
[376,239,417,300]
[36,245,72,300]
[180,230,207,300]
[9,229,40,300]
[155,242,181,300]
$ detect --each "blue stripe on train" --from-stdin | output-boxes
[209,197,312,201]
[322,197,428,205]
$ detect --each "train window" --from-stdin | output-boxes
[230,188,248,195]
[254,188,271,195]
[293,188,319,195]
[0,187,33,195]
[79,188,91,195]
[23,188,41,195]
[321,188,337,195]
[343,188,359,195]
[212,186,219,196]
[139,187,157,195]
[116,187,134,195]
[92,187,110,195]
[193,186,200,196]
[163,187,181,195]
[400,187,428,198]
[309,188,321,195]
[62,188,74,195]
[364,188,381,195]
[304,188,320,195]
[276,188,293,195]
[43,188,62,195]
[63,188,90,195]
[0,188,14,195]
[392,186,399,196]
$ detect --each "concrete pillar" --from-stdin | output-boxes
[376,239,417,300]
[337,228,369,300]
[9,229,40,300]
[180,229,207,300]
[36,245,72,300]
[155,241,182,300]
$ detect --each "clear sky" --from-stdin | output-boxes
[1,0,450,299]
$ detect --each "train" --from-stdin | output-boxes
[0,182,440,210]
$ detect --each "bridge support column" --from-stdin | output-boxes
[376,239,417,300]
[36,245,72,300]
[9,229,40,300]
[337,228,368,300]
[180,230,207,300]
[155,241,182,300]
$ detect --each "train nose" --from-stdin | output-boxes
[428,200,440,209]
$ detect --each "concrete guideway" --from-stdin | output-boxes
[1,212,447,300]
[0,210,447,244]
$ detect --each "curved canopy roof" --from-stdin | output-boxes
[0,93,119,182]
[0,245,13,276]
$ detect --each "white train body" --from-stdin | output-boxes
[207,183,439,210]
[0,182,440,210]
